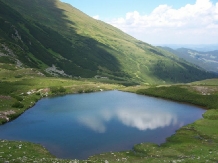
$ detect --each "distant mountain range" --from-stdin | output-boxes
[161,47,218,74]
[157,44,218,52]
[0,0,216,84]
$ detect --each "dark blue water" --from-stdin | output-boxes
[0,91,205,159]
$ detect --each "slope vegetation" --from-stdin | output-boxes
[0,0,216,84]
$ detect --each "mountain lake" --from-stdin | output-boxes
[0,90,205,159]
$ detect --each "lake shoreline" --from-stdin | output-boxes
[0,87,116,125]
[1,85,218,162]
[0,90,205,159]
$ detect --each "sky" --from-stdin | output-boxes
[61,0,218,45]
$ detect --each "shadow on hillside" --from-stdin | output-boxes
[149,59,216,83]
[2,0,126,79]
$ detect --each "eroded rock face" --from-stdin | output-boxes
[0,44,23,67]
[11,27,23,43]
[1,44,15,57]
[45,64,71,77]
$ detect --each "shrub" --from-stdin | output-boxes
[84,89,93,93]
[11,95,23,101]
[12,101,24,108]
[35,92,40,95]
[14,75,23,78]
[50,86,66,94]
[59,86,66,93]
[77,89,83,93]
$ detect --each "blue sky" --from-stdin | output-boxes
[61,0,218,45]
[62,0,197,19]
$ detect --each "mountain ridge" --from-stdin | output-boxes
[160,46,218,74]
[157,44,218,52]
[0,0,216,84]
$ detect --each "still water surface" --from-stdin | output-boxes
[0,91,205,159]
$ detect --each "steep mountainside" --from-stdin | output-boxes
[0,0,216,84]
[161,47,218,74]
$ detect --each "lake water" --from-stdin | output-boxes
[0,91,205,159]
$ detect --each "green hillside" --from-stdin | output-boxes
[0,0,216,84]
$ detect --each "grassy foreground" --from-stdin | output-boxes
[1,64,218,162]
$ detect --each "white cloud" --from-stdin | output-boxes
[108,0,218,44]
[93,15,100,20]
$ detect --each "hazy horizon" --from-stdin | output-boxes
[155,43,218,51]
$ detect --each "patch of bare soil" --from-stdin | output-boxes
[0,110,15,121]
[0,96,12,100]
[192,86,218,95]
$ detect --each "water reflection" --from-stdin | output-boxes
[0,91,205,159]
[78,107,177,133]
[78,116,106,133]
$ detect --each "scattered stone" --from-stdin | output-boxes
[0,110,16,122]
[45,64,71,77]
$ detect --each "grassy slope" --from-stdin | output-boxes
[0,0,216,84]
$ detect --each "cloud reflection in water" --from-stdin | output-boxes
[116,108,177,130]
[77,107,177,133]
[78,116,107,133]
